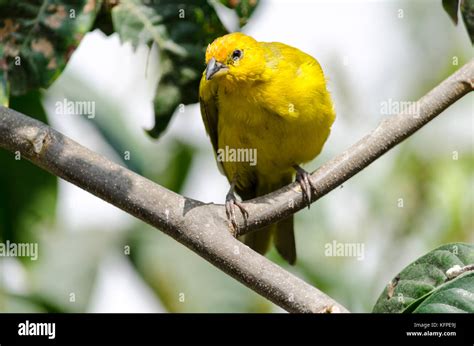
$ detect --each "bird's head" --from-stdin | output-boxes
[204,32,266,83]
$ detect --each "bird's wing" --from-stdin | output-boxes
[199,75,219,154]
[199,74,225,175]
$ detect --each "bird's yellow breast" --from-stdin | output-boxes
[200,38,335,190]
[217,79,333,188]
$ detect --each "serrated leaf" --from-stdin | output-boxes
[413,272,474,312]
[372,243,474,313]
[0,0,102,100]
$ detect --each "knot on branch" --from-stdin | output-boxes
[17,126,50,155]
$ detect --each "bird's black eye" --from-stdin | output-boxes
[232,49,243,61]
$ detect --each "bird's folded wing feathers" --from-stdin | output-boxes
[199,75,226,175]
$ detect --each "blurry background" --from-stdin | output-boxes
[0,0,472,313]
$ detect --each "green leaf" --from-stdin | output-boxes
[0,0,102,99]
[442,0,460,24]
[111,0,259,138]
[461,0,474,44]
[372,243,474,313]
[0,90,57,245]
[413,272,474,312]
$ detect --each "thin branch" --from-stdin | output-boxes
[235,59,474,236]
[0,107,348,313]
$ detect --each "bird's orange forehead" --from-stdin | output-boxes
[205,32,257,63]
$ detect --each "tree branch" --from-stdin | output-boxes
[236,59,474,235]
[0,60,471,313]
[0,107,348,313]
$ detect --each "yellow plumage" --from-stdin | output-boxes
[199,33,335,264]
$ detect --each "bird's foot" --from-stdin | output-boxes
[294,165,317,209]
[225,186,249,236]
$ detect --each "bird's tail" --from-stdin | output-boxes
[242,174,296,265]
[274,215,296,265]
[243,225,273,256]
[243,215,296,265]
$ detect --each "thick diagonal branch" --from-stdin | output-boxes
[0,107,348,313]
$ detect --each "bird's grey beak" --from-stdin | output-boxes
[206,57,228,80]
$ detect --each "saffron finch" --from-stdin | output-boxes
[199,33,335,264]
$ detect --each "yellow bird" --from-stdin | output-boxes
[199,33,335,264]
